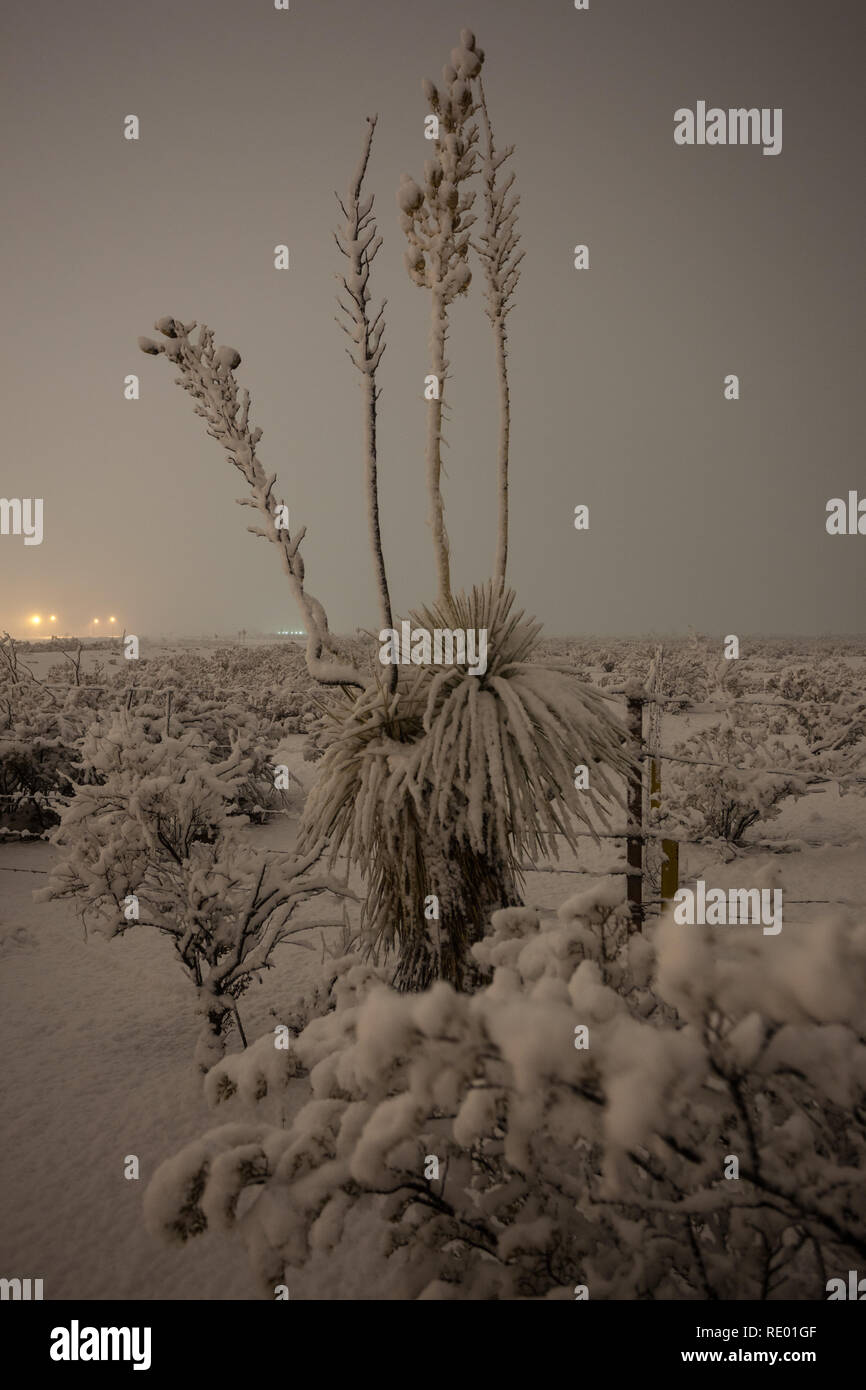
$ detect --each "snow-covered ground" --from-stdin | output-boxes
[2,769,864,1298]
[2,638,864,1298]
[0,806,339,1300]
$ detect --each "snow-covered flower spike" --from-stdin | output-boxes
[334,116,395,688]
[398,32,485,605]
[138,317,369,691]
[471,74,523,587]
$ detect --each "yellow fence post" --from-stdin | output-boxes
[626,695,644,929]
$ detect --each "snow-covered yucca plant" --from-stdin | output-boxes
[138,30,630,991]
[301,583,631,989]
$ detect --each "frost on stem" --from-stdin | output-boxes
[399,30,484,607]
[472,75,523,589]
[138,318,368,692]
[334,114,396,692]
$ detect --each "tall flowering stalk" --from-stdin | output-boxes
[398,29,484,608]
[334,115,395,691]
[473,75,523,588]
[138,318,368,692]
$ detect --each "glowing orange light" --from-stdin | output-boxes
[109,616,116,623]
[29,614,42,626]
[49,614,57,622]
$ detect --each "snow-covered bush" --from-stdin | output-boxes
[656,639,714,709]
[758,663,866,793]
[0,714,79,834]
[0,648,90,835]
[0,634,319,837]
[657,721,808,848]
[143,884,866,1299]
[36,713,352,1068]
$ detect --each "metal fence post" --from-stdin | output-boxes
[626,694,644,929]
[651,753,680,903]
[661,837,679,903]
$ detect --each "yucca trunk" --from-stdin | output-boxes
[382,808,521,992]
[302,586,631,997]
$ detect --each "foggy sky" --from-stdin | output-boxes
[2,0,864,638]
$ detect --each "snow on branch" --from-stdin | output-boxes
[334,116,395,688]
[473,77,523,327]
[138,319,368,691]
[472,74,524,588]
[398,29,484,606]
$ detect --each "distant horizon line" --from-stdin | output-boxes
[7,630,866,644]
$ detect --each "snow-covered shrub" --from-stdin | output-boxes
[301,583,632,989]
[0,716,78,834]
[776,663,850,711]
[36,713,352,1068]
[0,634,322,837]
[0,662,89,835]
[760,661,861,752]
[657,639,714,709]
[657,721,808,848]
[762,664,866,792]
[143,885,866,1299]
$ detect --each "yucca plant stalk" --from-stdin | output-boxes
[398,30,483,605]
[473,75,523,588]
[335,115,396,690]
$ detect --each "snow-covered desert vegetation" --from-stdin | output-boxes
[2,12,864,1315]
[2,630,864,1299]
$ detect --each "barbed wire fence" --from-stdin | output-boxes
[562,646,863,925]
[522,646,863,924]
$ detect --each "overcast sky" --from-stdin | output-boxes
[2,0,864,638]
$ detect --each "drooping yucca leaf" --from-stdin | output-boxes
[300,583,633,990]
